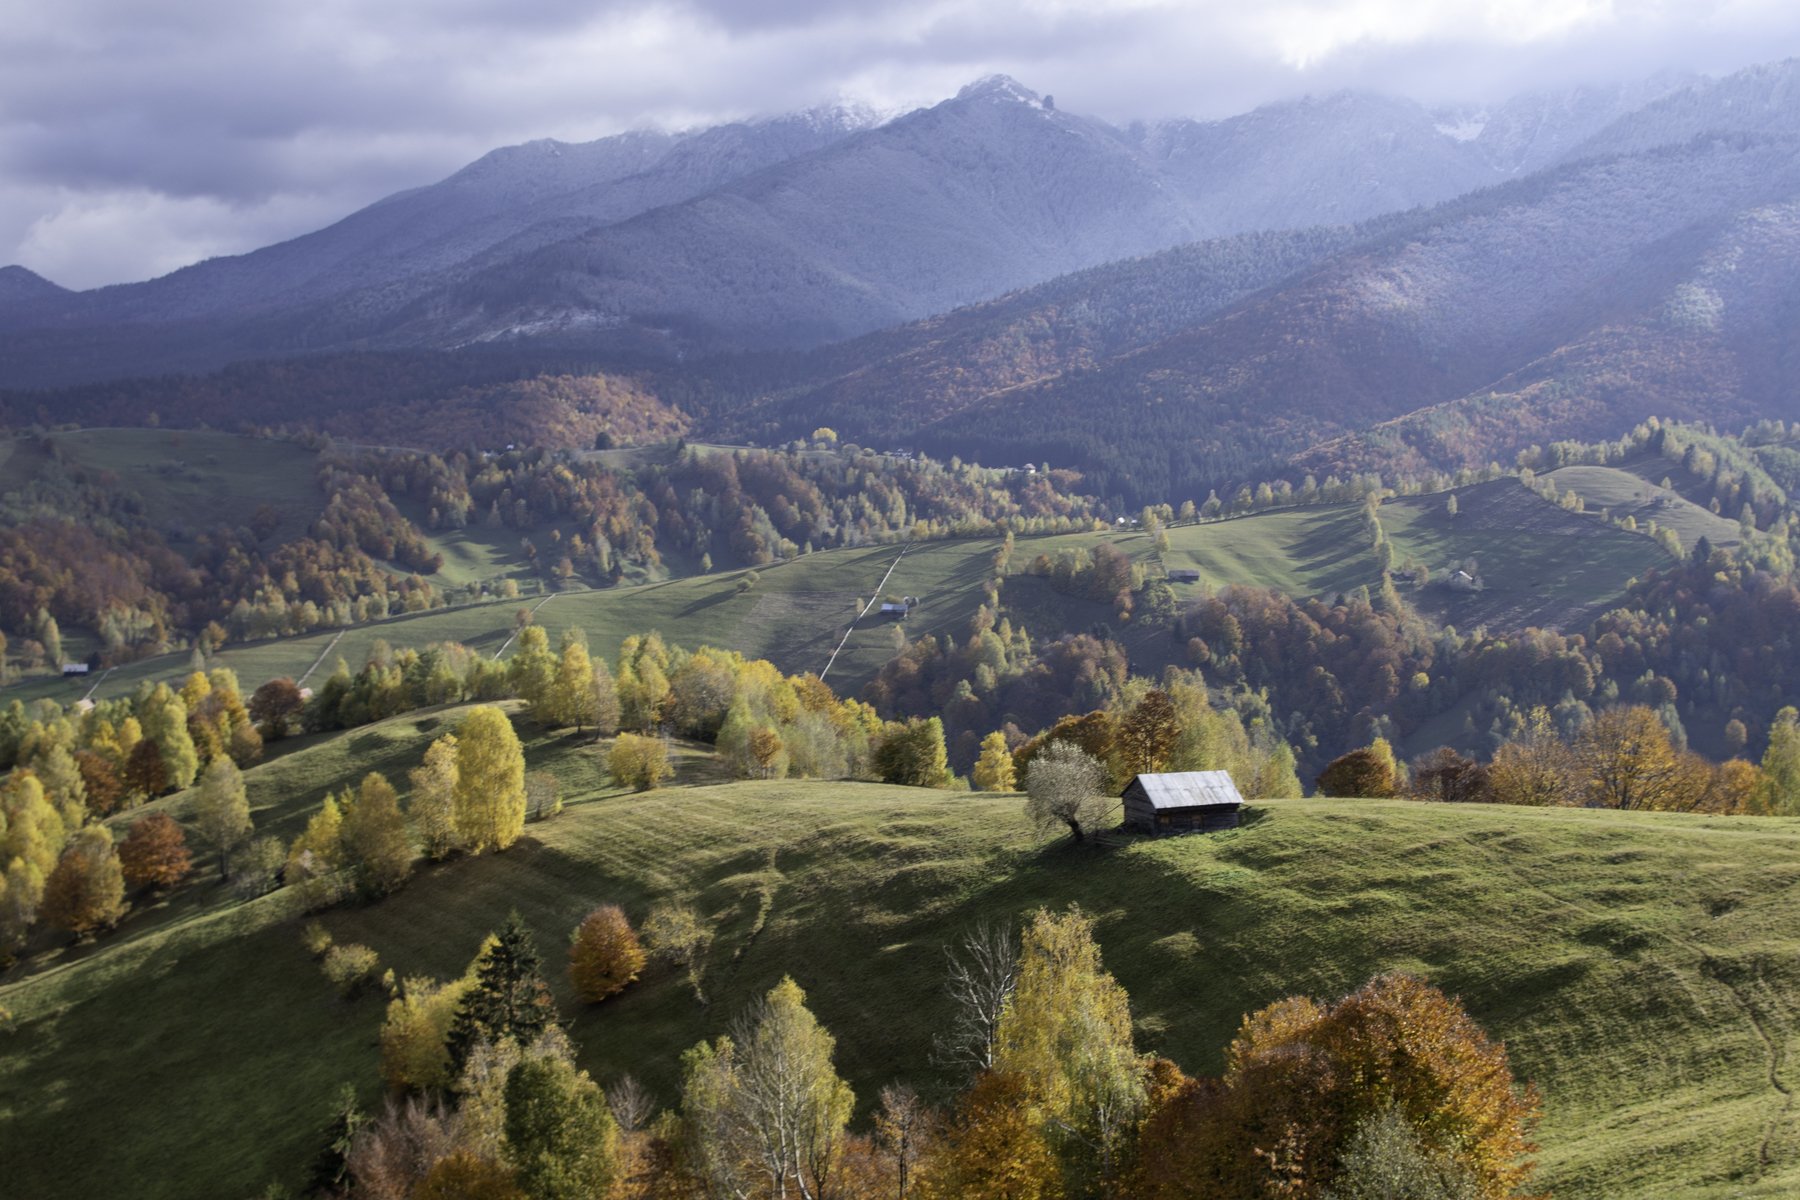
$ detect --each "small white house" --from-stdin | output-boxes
[61,663,90,677]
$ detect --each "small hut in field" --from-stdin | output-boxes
[1121,771,1244,836]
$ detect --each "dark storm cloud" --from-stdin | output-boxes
[4,0,1800,288]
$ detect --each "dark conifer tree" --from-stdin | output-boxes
[446,911,559,1071]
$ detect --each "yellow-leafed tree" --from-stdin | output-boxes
[453,707,526,853]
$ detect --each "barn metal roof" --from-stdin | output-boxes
[1126,771,1244,809]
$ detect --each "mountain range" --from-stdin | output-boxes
[5,60,1800,503]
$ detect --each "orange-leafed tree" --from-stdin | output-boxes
[569,904,648,1004]
[118,811,193,890]
[1133,973,1538,1199]
[915,1071,1064,1200]
[41,826,128,936]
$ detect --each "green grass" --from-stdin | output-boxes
[0,428,323,547]
[5,710,1800,1198]
[1158,505,1377,598]
[1384,478,1672,632]
[1546,464,1743,553]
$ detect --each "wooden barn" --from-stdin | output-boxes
[1167,568,1201,583]
[1121,771,1244,836]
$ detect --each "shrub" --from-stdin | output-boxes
[301,921,334,958]
[231,835,288,899]
[322,943,381,999]
[608,733,672,792]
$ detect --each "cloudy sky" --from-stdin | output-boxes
[5,0,1798,289]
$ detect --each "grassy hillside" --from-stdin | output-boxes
[3,710,1800,1198]
[0,428,322,547]
[7,482,1670,712]
[1384,478,1674,631]
[1545,464,1743,552]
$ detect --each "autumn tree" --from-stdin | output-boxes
[342,771,414,898]
[382,972,479,1094]
[1316,744,1398,798]
[1024,741,1111,844]
[504,1055,621,1200]
[123,737,168,802]
[1162,973,1539,1200]
[454,707,527,853]
[1487,706,1571,808]
[680,977,855,1200]
[286,792,347,907]
[118,811,192,891]
[1760,707,1800,815]
[608,732,672,792]
[1576,705,1710,811]
[73,749,125,817]
[41,825,127,936]
[1113,690,1181,778]
[447,913,559,1073]
[508,625,558,717]
[547,632,600,732]
[568,904,647,1004]
[410,733,461,859]
[589,655,622,738]
[192,756,253,879]
[876,717,952,788]
[0,771,65,954]
[914,1071,1064,1200]
[994,906,1145,1188]
[972,732,1017,793]
[139,684,200,791]
[874,1083,935,1200]
[249,677,306,741]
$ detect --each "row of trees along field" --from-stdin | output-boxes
[0,433,1110,675]
[305,905,1538,1200]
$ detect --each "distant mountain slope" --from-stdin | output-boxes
[0,69,1709,387]
[732,130,1800,503]
[0,106,882,334]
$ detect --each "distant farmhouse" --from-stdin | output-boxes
[879,596,917,617]
[61,663,90,677]
[1167,568,1201,583]
[1121,771,1245,836]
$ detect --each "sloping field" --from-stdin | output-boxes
[1384,477,1673,631]
[3,711,1799,1198]
[1546,463,1743,552]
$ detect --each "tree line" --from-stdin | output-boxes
[304,906,1538,1200]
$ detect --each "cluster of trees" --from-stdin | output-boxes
[1320,703,1797,815]
[0,431,1113,671]
[0,668,266,955]
[0,436,456,666]
[318,906,1538,1200]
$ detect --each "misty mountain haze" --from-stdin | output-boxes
[3,57,1800,508]
[0,64,1740,386]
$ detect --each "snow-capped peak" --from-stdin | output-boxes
[956,74,1043,107]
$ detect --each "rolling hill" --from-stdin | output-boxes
[6,475,1670,718]
[2,707,1798,1198]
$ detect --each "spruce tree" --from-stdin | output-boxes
[447,911,559,1071]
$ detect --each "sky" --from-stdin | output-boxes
[4,0,1799,290]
